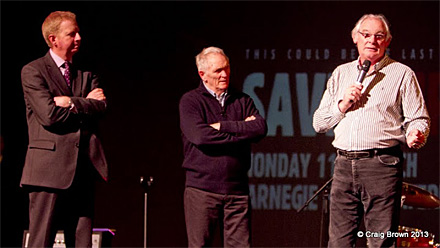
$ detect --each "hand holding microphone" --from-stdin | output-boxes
[350,60,371,102]
[356,60,371,85]
[339,60,371,113]
[346,84,363,103]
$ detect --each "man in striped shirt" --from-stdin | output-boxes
[313,14,430,247]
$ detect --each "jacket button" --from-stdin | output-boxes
[75,143,80,148]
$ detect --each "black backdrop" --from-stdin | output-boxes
[1,1,439,247]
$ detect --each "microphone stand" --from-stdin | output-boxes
[297,177,333,248]
[140,176,154,248]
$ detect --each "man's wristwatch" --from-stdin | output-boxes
[68,99,75,110]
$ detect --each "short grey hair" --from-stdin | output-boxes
[195,47,230,72]
[351,14,392,42]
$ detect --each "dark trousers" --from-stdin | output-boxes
[26,159,97,248]
[184,187,251,248]
[328,148,403,248]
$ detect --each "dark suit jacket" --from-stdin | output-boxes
[20,51,108,190]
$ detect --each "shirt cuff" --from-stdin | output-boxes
[69,100,77,113]
[333,101,345,119]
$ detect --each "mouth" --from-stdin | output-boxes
[365,47,378,52]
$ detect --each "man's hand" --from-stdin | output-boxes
[338,84,363,113]
[245,115,256,121]
[87,88,106,101]
[210,123,220,130]
[407,129,425,149]
[54,96,72,108]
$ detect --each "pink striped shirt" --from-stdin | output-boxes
[313,55,430,151]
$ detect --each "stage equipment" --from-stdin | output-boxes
[401,182,440,208]
[140,176,154,248]
[22,228,115,248]
[397,226,437,247]
[298,177,333,248]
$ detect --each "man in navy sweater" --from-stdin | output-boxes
[179,47,267,247]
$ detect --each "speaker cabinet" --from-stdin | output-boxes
[23,228,115,248]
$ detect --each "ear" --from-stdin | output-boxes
[48,34,57,47]
[352,34,358,45]
[198,71,205,81]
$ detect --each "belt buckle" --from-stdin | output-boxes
[342,150,371,160]
[353,151,371,159]
[345,152,356,160]
[358,151,371,158]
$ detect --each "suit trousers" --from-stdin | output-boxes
[184,187,251,248]
[328,148,403,248]
[26,155,97,248]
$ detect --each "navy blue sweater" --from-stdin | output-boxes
[179,82,267,195]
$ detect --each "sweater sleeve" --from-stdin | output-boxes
[219,96,267,143]
[179,93,241,146]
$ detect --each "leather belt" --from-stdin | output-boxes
[337,146,401,160]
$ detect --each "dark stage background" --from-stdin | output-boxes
[1,1,439,247]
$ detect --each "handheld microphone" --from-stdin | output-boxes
[356,60,371,85]
[349,60,371,103]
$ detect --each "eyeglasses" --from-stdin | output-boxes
[358,31,386,41]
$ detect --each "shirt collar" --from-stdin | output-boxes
[202,82,228,106]
[356,55,390,73]
[49,49,72,68]
[202,82,228,99]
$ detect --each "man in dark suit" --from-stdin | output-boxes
[20,11,108,247]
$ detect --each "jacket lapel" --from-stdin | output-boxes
[71,65,83,97]
[43,52,73,96]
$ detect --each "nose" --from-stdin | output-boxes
[220,70,227,77]
[75,33,81,41]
